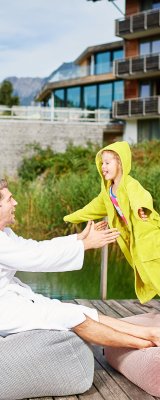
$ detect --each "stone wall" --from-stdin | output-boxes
[0,120,105,176]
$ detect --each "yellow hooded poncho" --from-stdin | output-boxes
[64,141,160,303]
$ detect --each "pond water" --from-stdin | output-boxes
[16,251,101,300]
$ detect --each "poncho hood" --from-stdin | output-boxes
[96,141,132,186]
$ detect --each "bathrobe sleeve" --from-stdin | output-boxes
[0,229,84,273]
[64,191,107,223]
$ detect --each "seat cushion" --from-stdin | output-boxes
[0,329,94,400]
[104,313,160,397]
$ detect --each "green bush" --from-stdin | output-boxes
[18,142,99,181]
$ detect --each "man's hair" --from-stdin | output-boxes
[0,179,8,200]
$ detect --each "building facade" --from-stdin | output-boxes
[37,41,124,143]
[37,0,160,143]
[113,0,160,142]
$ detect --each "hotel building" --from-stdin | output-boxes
[37,0,160,143]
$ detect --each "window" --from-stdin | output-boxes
[141,0,152,10]
[139,82,151,97]
[140,37,160,55]
[94,49,123,75]
[138,119,160,141]
[66,87,80,108]
[95,52,111,74]
[141,0,160,10]
[98,81,123,110]
[99,83,112,109]
[54,89,65,107]
[152,38,160,53]
[112,49,124,61]
[140,41,150,55]
[83,85,97,110]
[113,81,124,102]
[152,0,160,9]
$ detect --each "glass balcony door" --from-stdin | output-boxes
[140,37,160,55]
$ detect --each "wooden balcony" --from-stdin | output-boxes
[113,96,160,119]
[116,9,160,39]
[114,53,160,79]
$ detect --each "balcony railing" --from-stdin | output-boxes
[113,96,160,119]
[49,65,91,83]
[0,105,110,125]
[116,9,160,38]
[114,53,160,78]
[48,62,114,83]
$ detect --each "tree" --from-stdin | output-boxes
[0,80,19,106]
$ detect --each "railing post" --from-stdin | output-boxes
[144,11,147,30]
[130,15,133,33]
[143,98,145,116]
[130,58,132,76]
[144,55,147,73]
[50,92,54,122]
[129,99,131,117]
[113,60,116,77]
[159,54,160,70]
[100,244,108,300]
[115,19,119,36]
[158,96,160,115]
[100,217,108,300]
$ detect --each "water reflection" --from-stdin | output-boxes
[16,251,101,300]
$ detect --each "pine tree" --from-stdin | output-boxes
[0,80,19,106]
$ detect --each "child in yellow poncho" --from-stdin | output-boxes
[64,141,160,304]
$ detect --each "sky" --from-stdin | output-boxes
[0,0,125,82]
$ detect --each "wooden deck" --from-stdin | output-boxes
[28,299,160,400]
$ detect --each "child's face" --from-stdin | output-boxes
[101,151,122,182]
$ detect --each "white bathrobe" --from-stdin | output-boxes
[0,228,98,336]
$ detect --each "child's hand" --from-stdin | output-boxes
[94,220,108,231]
[138,208,147,220]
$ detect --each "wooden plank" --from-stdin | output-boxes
[74,299,95,309]
[142,300,160,312]
[94,364,130,400]
[120,300,147,315]
[103,300,133,318]
[76,298,122,317]
[91,300,121,318]
[28,398,53,400]
[54,396,78,400]
[79,384,105,399]
[128,300,159,314]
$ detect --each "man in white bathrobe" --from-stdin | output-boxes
[0,179,157,349]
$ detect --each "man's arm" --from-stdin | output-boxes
[0,230,84,273]
[1,225,119,273]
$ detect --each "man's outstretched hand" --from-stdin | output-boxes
[77,220,108,240]
[77,220,120,250]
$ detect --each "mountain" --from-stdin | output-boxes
[6,76,47,106]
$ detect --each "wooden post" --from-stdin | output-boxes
[100,217,109,300]
[100,244,108,300]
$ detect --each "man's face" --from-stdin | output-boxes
[0,188,17,227]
